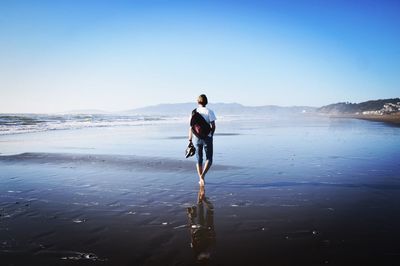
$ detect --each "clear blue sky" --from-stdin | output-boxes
[0,0,399,113]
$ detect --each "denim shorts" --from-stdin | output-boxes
[194,136,213,165]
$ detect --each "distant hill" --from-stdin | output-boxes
[125,103,316,116]
[318,98,400,114]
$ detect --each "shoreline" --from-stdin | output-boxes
[353,113,400,125]
[326,113,400,126]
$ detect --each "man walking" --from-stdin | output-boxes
[188,94,216,186]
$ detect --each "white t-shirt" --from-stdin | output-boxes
[196,106,217,124]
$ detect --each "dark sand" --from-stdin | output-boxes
[329,113,400,126]
[1,153,400,265]
[355,113,400,125]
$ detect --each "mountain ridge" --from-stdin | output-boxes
[9,98,398,116]
[124,102,316,116]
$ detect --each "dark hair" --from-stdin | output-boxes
[197,94,208,106]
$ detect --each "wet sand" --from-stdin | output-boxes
[2,152,400,265]
[355,113,400,126]
[329,113,400,126]
[0,152,236,172]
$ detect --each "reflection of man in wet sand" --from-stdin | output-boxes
[187,185,216,262]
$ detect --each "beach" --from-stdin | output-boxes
[326,113,400,126]
[1,116,400,265]
[355,113,400,126]
[2,0,399,264]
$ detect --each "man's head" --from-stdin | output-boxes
[197,94,208,107]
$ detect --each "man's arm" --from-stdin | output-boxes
[188,127,193,142]
[210,121,216,136]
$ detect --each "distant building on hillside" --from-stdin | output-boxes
[362,102,400,115]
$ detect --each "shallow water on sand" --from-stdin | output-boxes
[1,116,400,265]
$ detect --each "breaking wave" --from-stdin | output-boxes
[0,114,182,135]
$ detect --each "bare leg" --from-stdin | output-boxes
[200,160,212,182]
[196,163,204,186]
